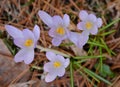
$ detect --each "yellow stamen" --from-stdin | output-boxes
[56,27,65,35]
[24,39,33,47]
[85,22,93,30]
[53,61,61,68]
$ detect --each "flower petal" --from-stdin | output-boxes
[5,25,23,39]
[52,15,63,27]
[48,28,55,37]
[44,62,53,72]
[38,10,53,27]
[77,22,84,30]
[45,72,57,82]
[46,51,56,61]
[68,32,79,45]
[89,25,98,35]
[52,38,62,46]
[77,32,89,48]
[56,55,65,63]
[64,58,70,68]
[22,29,34,40]
[24,49,34,64]
[33,25,40,41]
[14,38,25,48]
[97,18,102,28]
[14,49,26,63]
[88,14,97,22]
[63,14,70,27]
[79,10,88,21]
[57,68,65,77]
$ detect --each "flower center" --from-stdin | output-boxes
[24,39,33,47]
[85,22,93,30]
[56,27,65,35]
[53,61,61,68]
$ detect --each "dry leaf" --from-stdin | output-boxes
[0,39,11,56]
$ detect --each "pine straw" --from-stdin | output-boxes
[0,0,120,87]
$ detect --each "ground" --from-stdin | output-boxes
[0,0,120,87]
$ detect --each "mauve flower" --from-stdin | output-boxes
[77,10,102,35]
[44,51,70,82]
[38,11,70,46]
[5,25,40,64]
[68,31,89,48]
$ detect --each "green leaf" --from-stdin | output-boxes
[100,64,115,78]
[95,63,115,78]
[99,18,120,32]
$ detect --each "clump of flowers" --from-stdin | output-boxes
[38,11,70,46]
[77,10,102,35]
[5,25,40,64]
[43,51,70,82]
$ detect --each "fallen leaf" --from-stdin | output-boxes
[0,39,11,56]
[0,39,32,87]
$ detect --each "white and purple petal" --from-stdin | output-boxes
[45,72,57,82]
[24,49,34,64]
[33,25,40,41]
[52,38,62,46]
[46,51,56,61]
[5,25,23,39]
[63,14,70,27]
[14,38,25,48]
[77,22,84,30]
[79,10,88,21]
[64,58,70,68]
[89,25,98,35]
[97,18,102,28]
[52,16,63,27]
[88,14,97,22]
[38,11,53,27]
[57,67,65,77]
[44,62,53,72]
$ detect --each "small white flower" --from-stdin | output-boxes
[44,51,70,82]
[77,10,103,35]
[5,25,40,64]
[38,11,70,46]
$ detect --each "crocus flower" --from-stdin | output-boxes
[44,51,70,82]
[68,31,89,48]
[5,25,40,64]
[38,11,70,46]
[77,10,102,35]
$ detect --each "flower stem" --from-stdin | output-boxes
[36,45,71,58]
